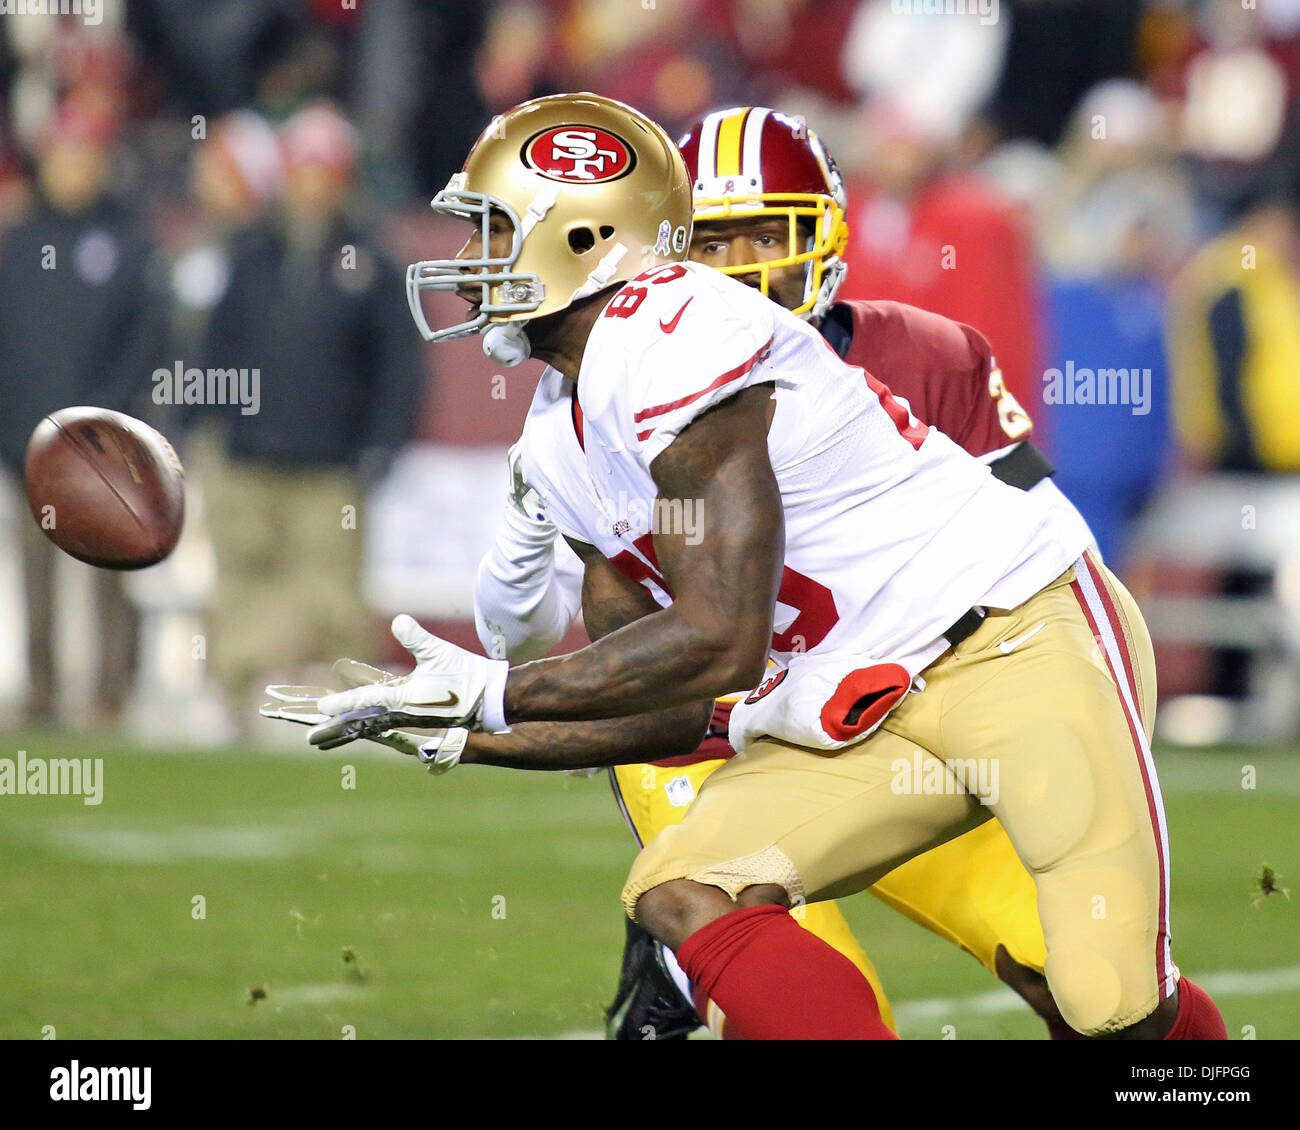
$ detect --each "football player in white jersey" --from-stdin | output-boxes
[473,106,1095,1042]
[268,93,1226,1040]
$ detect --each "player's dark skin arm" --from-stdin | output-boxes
[459,549,715,770]
[500,384,784,723]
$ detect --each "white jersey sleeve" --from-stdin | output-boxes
[473,365,600,661]
[473,503,584,662]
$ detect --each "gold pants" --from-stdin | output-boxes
[624,557,1171,1035]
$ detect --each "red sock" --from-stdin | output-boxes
[1164,978,1227,1040]
[688,986,746,1040]
[676,904,897,1040]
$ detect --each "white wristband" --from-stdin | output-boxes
[481,659,511,733]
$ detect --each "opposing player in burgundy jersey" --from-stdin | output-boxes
[277,94,1227,1042]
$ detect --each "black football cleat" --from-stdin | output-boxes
[604,918,702,1041]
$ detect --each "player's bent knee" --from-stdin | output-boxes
[1045,948,1161,1036]
[634,877,792,952]
[635,880,739,951]
[624,841,805,917]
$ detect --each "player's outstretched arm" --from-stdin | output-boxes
[457,705,712,770]
[462,532,716,768]
[502,385,783,723]
[291,388,781,749]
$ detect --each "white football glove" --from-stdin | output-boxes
[260,658,469,774]
[307,614,508,750]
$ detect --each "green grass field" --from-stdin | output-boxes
[1,730,1295,1040]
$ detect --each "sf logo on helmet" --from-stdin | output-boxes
[524,126,635,183]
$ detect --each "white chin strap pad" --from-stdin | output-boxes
[482,322,532,367]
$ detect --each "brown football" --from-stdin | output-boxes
[24,406,185,570]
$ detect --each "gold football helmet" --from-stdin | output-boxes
[406,92,693,356]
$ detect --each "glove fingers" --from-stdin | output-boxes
[421,727,467,774]
[318,684,401,716]
[332,657,398,689]
[319,680,468,720]
[264,684,334,704]
[259,702,329,725]
[370,730,424,757]
[309,706,394,750]
[391,614,453,666]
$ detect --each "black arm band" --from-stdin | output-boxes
[988,441,1054,491]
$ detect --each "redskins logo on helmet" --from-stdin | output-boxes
[677,107,849,320]
[406,93,692,358]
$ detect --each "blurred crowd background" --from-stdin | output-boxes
[0,0,1298,746]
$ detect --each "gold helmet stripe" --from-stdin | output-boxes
[714,107,749,178]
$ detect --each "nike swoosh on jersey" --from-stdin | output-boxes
[998,620,1048,654]
[659,297,694,334]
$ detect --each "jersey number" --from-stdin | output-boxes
[608,533,839,652]
[602,264,688,320]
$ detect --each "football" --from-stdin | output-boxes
[23,406,186,570]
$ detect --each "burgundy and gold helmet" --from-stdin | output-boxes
[678,107,849,320]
